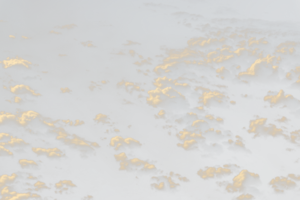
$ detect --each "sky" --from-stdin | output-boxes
[1,0,300,200]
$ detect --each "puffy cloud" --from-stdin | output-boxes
[80,194,94,200]
[236,194,254,200]
[117,79,145,94]
[18,111,39,125]
[0,174,16,187]
[114,152,155,170]
[21,35,32,40]
[1,56,31,69]
[0,145,13,155]
[61,119,84,126]
[49,30,62,35]
[247,118,286,138]
[177,139,197,150]
[264,90,294,105]
[269,176,296,192]
[54,180,77,195]
[150,176,180,193]
[110,136,141,150]
[199,91,235,109]
[8,35,16,40]
[14,96,22,103]
[197,167,231,179]
[0,112,16,124]
[34,181,48,191]
[32,148,62,157]
[94,114,108,123]
[154,62,177,73]
[218,169,261,196]
[80,40,98,48]
[1,187,40,200]
[60,87,72,94]
[122,40,142,46]
[146,87,190,112]
[54,23,78,30]
[58,53,68,57]
[19,159,37,167]
[10,85,41,96]
[144,2,178,9]
[223,135,252,154]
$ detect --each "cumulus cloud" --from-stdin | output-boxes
[21,35,32,40]
[8,35,16,40]
[144,2,179,9]
[1,56,32,70]
[19,159,39,170]
[60,87,72,94]
[197,164,240,180]
[54,180,77,195]
[122,40,142,46]
[80,40,98,48]
[49,30,62,35]
[217,169,262,196]
[150,176,180,193]
[9,84,42,98]
[146,87,190,112]
[109,136,142,151]
[114,152,159,176]
[54,23,78,30]
[117,79,145,94]
[31,147,66,160]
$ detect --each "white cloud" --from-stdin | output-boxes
[117,79,145,94]
[49,30,62,35]
[21,35,32,40]
[80,40,98,48]
[54,23,78,30]
[197,164,240,180]
[114,152,159,176]
[150,176,180,193]
[54,180,77,195]
[269,176,297,194]
[9,84,42,98]
[58,53,68,57]
[19,159,39,170]
[122,40,142,46]
[109,136,142,151]
[1,56,32,70]
[31,147,66,160]
[8,35,16,40]
[144,2,179,9]
[60,87,72,94]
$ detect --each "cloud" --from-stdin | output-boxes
[114,152,159,176]
[109,136,142,151]
[54,23,78,30]
[60,87,72,94]
[80,40,98,48]
[1,56,32,70]
[197,164,240,180]
[54,180,77,195]
[9,84,42,98]
[21,35,32,40]
[146,87,190,112]
[214,6,239,15]
[217,169,262,196]
[93,113,111,125]
[31,147,66,160]
[8,35,16,40]
[117,79,145,94]
[19,159,39,170]
[150,176,180,193]
[144,2,179,9]
[49,30,62,35]
[269,176,296,192]
[58,53,68,57]
[122,40,142,46]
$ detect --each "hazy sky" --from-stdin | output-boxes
[1,1,300,200]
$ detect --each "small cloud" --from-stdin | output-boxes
[49,30,62,35]
[54,23,78,30]
[58,53,68,57]
[80,40,97,48]
[8,35,16,40]
[122,40,142,46]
